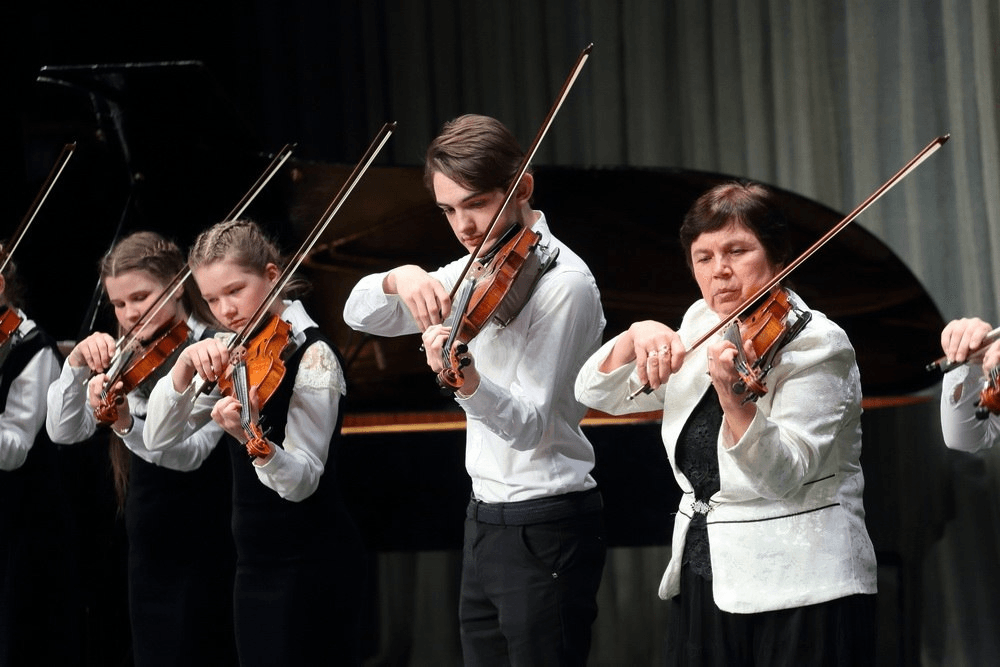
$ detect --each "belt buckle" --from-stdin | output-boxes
[691,499,713,515]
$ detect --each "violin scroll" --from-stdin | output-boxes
[437,343,470,394]
[243,421,273,459]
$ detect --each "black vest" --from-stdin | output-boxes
[227,327,347,563]
[0,328,62,529]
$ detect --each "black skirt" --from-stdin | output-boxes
[664,564,877,667]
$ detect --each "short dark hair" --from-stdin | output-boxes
[423,114,528,194]
[679,181,791,271]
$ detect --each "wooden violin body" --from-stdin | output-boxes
[437,225,558,392]
[217,314,292,458]
[975,367,1000,419]
[0,306,23,361]
[723,287,812,403]
[96,319,191,426]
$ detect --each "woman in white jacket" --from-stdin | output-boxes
[575,181,877,666]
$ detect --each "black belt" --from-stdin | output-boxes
[467,488,603,526]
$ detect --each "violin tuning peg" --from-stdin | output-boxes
[459,357,471,368]
[456,343,468,354]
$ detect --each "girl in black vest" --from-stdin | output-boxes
[0,253,76,666]
[46,231,237,667]
[144,219,364,666]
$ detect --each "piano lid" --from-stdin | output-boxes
[28,62,944,408]
[290,161,944,412]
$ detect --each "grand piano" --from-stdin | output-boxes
[27,61,950,665]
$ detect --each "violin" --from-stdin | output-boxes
[720,287,812,403]
[197,124,395,458]
[628,134,950,400]
[435,45,592,392]
[215,315,292,458]
[95,319,191,426]
[438,223,559,392]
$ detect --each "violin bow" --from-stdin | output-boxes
[2,143,76,275]
[193,122,396,397]
[229,123,396,350]
[628,133,950,399]
[114,143,296,352]
[927,326,1000,373]
[446,43,593,303]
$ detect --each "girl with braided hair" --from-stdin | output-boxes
[144,219,364,666]
[46,230,237,667]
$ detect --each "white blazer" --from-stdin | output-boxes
[575,290,877,613]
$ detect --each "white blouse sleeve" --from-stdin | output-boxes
[1,346,60,471]
[46,358,98,445]
[575,335,666,415]
[143,373,220,452]
[940,364,999,452]
[252,341,345,501]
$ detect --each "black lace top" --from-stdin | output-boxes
[674,385,723,580]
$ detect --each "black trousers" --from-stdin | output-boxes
[459,494,606,667]
[665,564,877,667]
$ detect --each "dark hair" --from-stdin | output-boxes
[100,230,213,511]
[0,250,26,311]
[679,181,791,272]
[423,114,528,194]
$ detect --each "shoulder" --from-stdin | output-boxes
[678,300,717,339]
[787,291,853,353]
[535,225,600,300]
[295,339,346,395]
[778,294,857,375]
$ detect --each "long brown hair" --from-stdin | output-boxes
[100,231,215,329]
[99,231,212,509]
